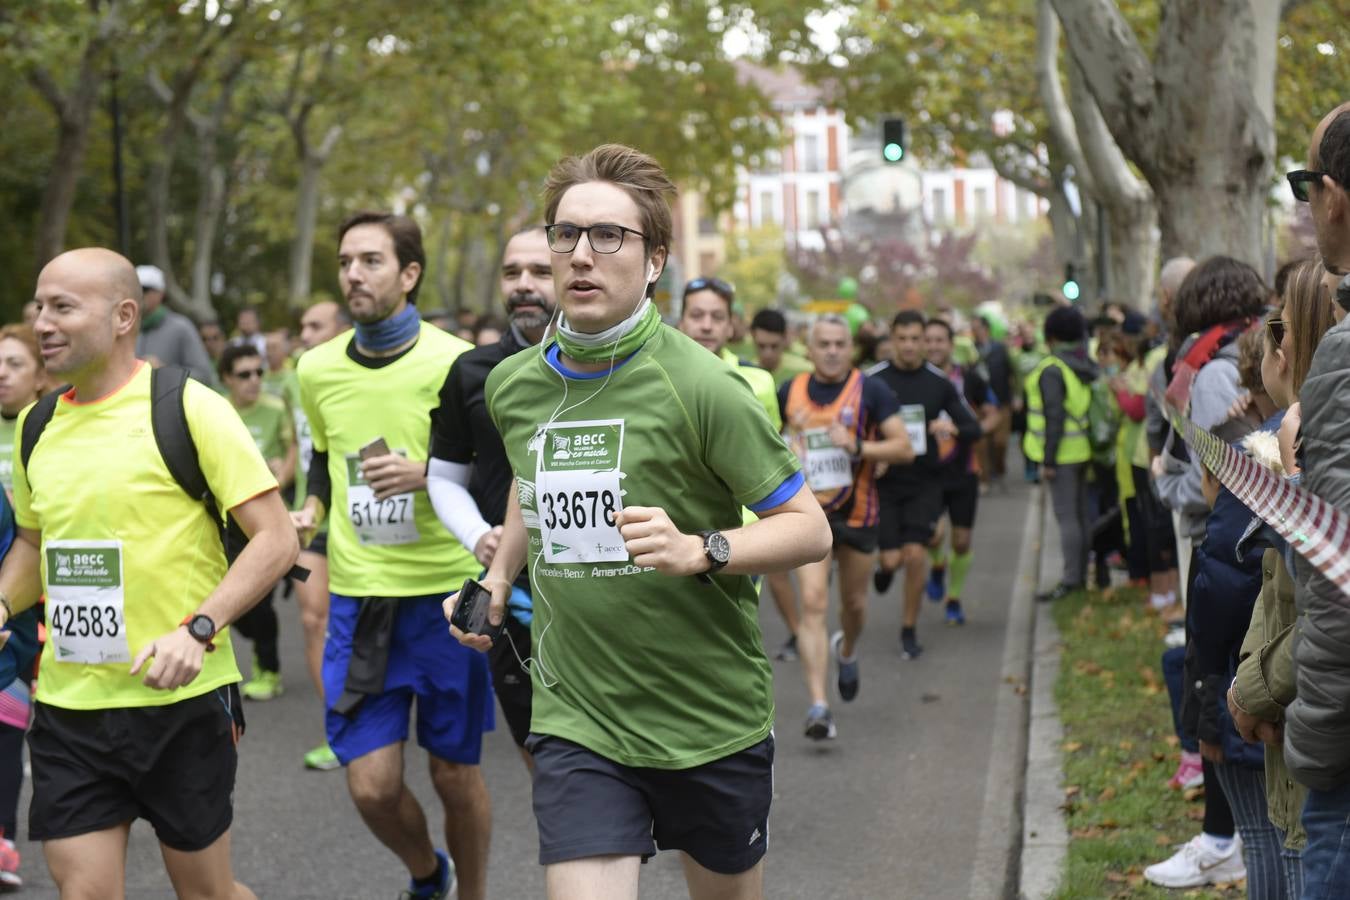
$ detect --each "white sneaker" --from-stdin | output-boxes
[1144,833,1246,888]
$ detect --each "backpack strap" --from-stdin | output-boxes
[151,366,308,582]
[19,385,71,489]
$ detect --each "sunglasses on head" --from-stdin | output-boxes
[1287,169,1332,203]
[683,277,734,301]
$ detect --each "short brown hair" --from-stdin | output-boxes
[1282,258,1338,393]
[1173,256,1267,337]
[542,144,675,258]
[337,211,426,303]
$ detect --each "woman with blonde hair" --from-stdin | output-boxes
[1222,257,1338,897]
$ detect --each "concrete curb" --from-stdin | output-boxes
[1019,486,1070,900]
[968,486,1044,900]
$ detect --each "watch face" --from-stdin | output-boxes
[708,532,731,564]
[189,615,215,640]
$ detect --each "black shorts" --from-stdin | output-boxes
[526,732,774,875]
[28,684,244,851]
[488,615,533,749]
[879,481,944,549]
[827,512,879,554]
[939,473,980,530]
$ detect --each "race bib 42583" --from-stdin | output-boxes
[45,539,130,664]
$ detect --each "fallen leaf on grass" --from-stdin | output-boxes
[1097,786,1117,802]
[1064,785,1081,799]
[1165,735,1180,747]
[1156,834,1174,846]
[1183,786,1205,802]
[1117,740,1134,751]
[1185,806,1205,821]
[1063,741,1084,753]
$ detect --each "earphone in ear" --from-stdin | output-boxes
[647,261,657,284]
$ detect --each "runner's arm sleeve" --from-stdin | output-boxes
[699,367,801,510]
[1040,367,1067,464]
[427,458,493,552]
[863,377,900,423]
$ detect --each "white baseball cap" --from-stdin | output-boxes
[135,265,165,293]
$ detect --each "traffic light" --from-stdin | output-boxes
[1062,263,1081,302]
[882,118,906,163]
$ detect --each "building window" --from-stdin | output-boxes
[932,187,947,224]
[803,134,822,172]
[805,190,821,229]
[973,186,989,220]
[760,191,776,226]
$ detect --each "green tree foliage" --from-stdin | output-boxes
[0,0,803,324]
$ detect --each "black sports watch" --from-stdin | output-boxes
[183,614,218,651]
[697,530,731,583]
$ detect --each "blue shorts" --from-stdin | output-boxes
[323,593,493,766]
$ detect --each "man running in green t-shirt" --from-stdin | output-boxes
[295,212,491,900]
[221,342,295,702]
[0,247,298,899]
[448,144,830,900]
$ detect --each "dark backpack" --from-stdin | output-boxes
[21,366,306,581]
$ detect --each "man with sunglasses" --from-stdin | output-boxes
[1274,101,1350,900]
[220,342,296,702]
[448,144,830,900]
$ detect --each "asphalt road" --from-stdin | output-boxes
[13,482,1033,899]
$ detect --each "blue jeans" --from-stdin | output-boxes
[1212,762,1295,899]
[1300,780,1350,899]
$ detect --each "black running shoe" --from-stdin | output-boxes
[831,631,860,702]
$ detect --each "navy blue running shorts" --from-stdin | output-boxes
[526,732,774,875]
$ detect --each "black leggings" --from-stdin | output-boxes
[0,722,23,838]
[233,591,280,673]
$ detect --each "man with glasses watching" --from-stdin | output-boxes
[1271,101,1350,900]
[448,143,830,900]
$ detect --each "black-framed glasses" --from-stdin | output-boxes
[1287,169,1331,203]
[545,222,645,254]
[683,277,735,301]
[231,367,264,380]
[1266,317,1289,345]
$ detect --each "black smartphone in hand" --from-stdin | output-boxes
[450,578,504,641]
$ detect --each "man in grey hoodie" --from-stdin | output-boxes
[1281,101,1350,900]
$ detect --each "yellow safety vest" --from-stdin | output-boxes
[1023,355,1091,464]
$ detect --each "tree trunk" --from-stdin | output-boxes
[1050,0,1277,268]
[286,124,342,311]
[1065,56,1157,309]
[35,109,97,267]
[28,5,121,266]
